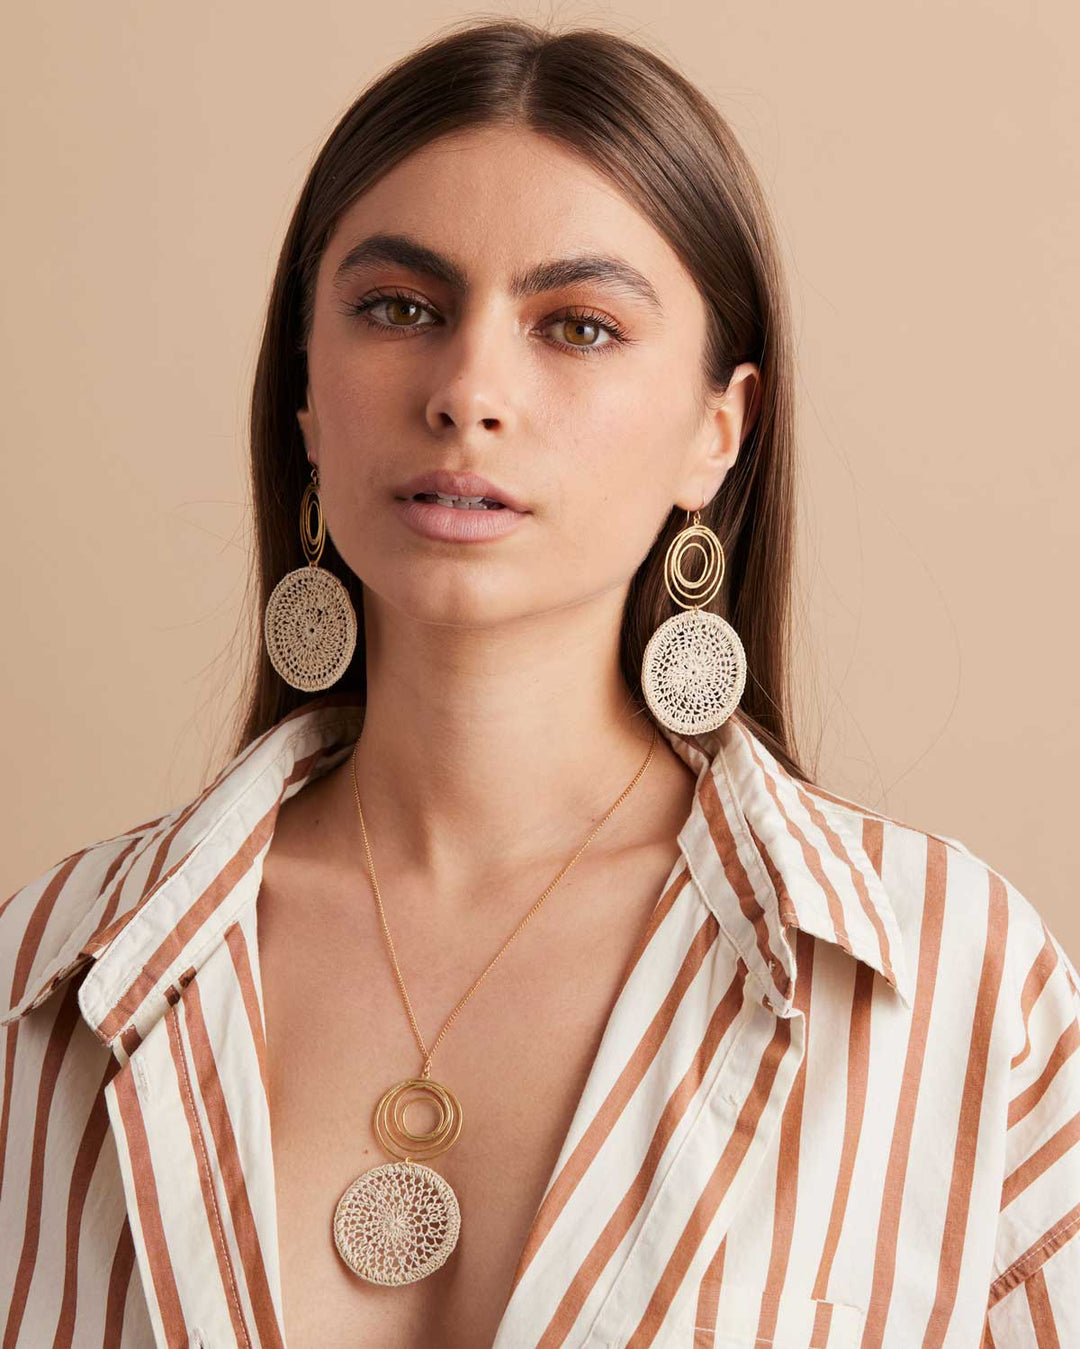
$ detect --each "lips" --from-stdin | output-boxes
[394,494,530,543]
[394,470,529,513]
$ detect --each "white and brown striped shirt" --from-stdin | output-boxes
[2,691,1078,1347]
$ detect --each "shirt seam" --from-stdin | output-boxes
[988,1209,1080,1304]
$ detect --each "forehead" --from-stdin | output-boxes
[320,125,697,305]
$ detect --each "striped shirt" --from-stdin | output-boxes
[2,690,1078,1347]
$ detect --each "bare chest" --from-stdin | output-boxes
[256,841,683,1349]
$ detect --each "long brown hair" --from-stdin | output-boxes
[220,16,810,782]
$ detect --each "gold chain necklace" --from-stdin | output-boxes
[331,721,658,1286]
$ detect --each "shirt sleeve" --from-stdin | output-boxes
[984,920,1080,1343]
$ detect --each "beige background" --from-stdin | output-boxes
[3,3,1077,958]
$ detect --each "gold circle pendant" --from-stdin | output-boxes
[333,1076,465,1285]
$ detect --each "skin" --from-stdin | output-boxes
[293,123,759,924]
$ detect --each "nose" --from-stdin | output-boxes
[422,312,519,437]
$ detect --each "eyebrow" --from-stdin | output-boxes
[330,231,664,317]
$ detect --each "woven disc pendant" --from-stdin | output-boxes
[333,1076,464,1286]
[333,1159,461,1285]
[264,565,357,692]
[641,607,747,735]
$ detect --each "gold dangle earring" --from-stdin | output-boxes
[641,492,747,734]
[264,462,358,691]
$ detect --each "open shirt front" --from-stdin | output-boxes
[2,691,1078,1347]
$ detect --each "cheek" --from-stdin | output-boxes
[311,362,406,512]
[319,360,390,439]
[541,446,671,592]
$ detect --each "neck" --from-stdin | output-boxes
[316,586,692,901]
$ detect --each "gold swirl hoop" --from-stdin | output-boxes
[374,1077,464,1163]
[641,501,747,735]
[663,510,725,611]
[300,468,327,567]
[263,462,358,691]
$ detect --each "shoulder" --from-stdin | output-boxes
[0,808,181,1026]
[803,778,1079,1028]
[0,698,368,1029]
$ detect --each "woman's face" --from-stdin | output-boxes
[298,125,756,631]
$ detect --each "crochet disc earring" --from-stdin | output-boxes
[641,496,747,734]
[264,462,358,691]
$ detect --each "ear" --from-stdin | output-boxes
[675,362,760,512]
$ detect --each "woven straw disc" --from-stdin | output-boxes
[641,608,747,735]
[333,1160,461,1285]
[264,566,357,692]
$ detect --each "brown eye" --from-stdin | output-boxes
[560,317,604,348]
[544,309,627,357]
[347,289,437,331]
[383,297,424,326]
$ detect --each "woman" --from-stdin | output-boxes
[1,17,1077,1349]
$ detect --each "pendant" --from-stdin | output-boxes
[333,1075,464,1286]
[641,607,747,735]
[263,564,358,692]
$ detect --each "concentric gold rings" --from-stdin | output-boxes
[373,1077,464,1162]
[663,523,725,609]
[300,478,327,567]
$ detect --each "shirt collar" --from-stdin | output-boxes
[665,715,913,1014]
[1,692,912,1039]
